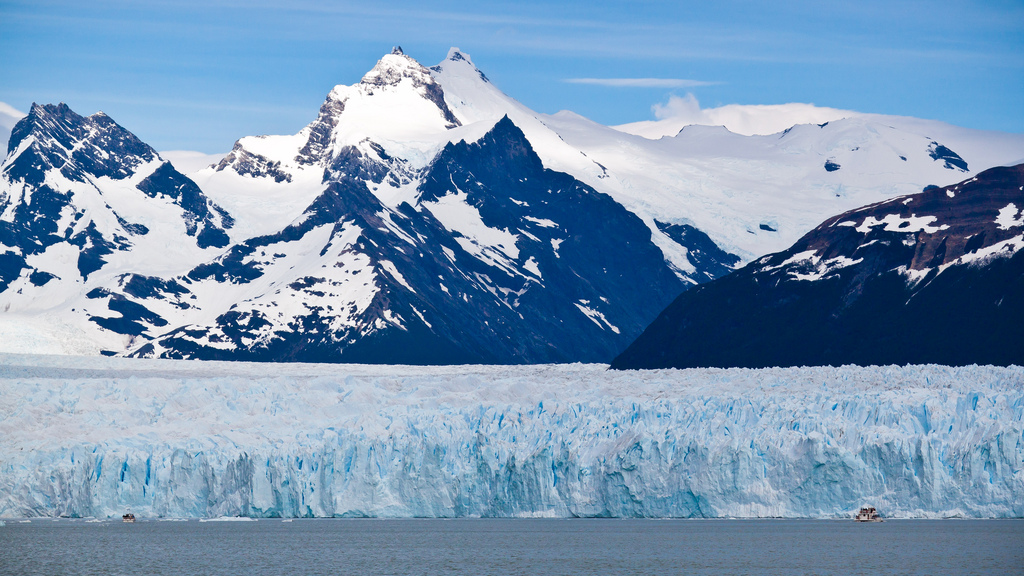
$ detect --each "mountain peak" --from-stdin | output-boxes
[433,47,489,83]
[29,101,71,115]
[15,102,75,141]
[361,50,433,88]
[8,102,158,176]
[445,47,470,63]
[423,115,542,199]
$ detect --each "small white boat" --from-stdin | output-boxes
[855,507,882,522]
[122,513,136,523]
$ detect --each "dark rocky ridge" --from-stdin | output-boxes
[655,221,741,281]
[612,163,1024,369]
[134,117,689,364]
[0,104,231,291]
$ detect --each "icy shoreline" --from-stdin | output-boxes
[1,354,1021,519]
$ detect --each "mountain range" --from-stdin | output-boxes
[2,47,1023,363]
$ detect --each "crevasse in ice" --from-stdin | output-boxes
[0,355,1020,518]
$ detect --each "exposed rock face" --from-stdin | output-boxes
[6,47,1023,363]
[612,164,1024,369]
[134,117,686,364]
[0,103,231,292]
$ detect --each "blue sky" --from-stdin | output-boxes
[1,0,1021,152]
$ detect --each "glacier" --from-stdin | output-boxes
[0,354,1021,519]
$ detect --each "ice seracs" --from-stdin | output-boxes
[0,356,1020,519]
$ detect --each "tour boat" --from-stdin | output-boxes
[855,507,882,522]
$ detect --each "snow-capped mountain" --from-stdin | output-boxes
[91,47,688,363]
[1,47,1023,362]
[542,111,1024,260]
[0,103,234,353]
[612,163,1024,369]
[131,116,685,363]
[0,53,689,362]
[431,49,1022,262]
[193,47,1024,264]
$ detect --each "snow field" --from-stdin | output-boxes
[0,356,1020,519]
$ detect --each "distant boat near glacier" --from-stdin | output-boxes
[855,507,882,522]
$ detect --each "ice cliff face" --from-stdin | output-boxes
[1,355,1020,519]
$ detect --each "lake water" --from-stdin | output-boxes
[1,518,1021,575]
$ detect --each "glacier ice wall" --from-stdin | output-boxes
[0,355,1021,518]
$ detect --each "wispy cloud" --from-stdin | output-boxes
[564,78,719,88]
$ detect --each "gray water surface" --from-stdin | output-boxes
[1,518,1021,576]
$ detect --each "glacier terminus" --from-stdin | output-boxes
[1,355,1020,519]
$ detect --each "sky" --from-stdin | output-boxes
[1,0,1022,153]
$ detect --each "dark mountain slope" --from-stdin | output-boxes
[131,117,686,364]
[0,103,231,291]
[612,164,1024,369]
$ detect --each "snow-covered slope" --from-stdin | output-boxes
[614,97,860,138]
[425,50,1024,259]
[1,355,1020,519]
[159,150,226,175]
[2,48,1023,362]
[0,103,234,354]
[128,117,686,364]
[613,163,1024,369]
[542,111,1024,259]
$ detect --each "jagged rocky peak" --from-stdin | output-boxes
[6,102,157,182]
[360,48,459,124]
[215,46,481,179]
[290,48,463,168]
[0,102,233,294]
[361,48,438,89]
[216,139,294,181]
